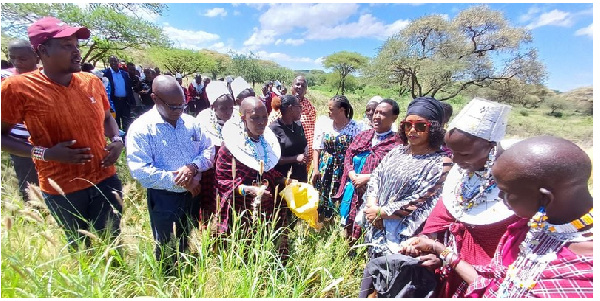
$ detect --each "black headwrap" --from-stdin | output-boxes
[406,96,444,124]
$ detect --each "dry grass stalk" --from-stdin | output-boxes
[40,231,57,246]
[18,209,44,224]
[26,183,45,204]
[77,229,100,242]
[47,178,65,196]
[3,201,20,212]
[4,216,13,231]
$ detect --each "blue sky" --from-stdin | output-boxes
[131,2,593,92]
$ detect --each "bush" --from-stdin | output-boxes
[519,109,529,116]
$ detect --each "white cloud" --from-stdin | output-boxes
[203,8,227,17]
[275,38,305,46]
[575,23,593,38]
[256,51,315,64]
[163,25,220,50]
[526,9,573,29]
[234,10,241,16]
[243,28,279,50]
[305,14,409,40]
[519,6,541,23]
[258,3,360,35]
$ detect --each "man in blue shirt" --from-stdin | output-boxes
[126,75,215,272]
[104,55,135,132]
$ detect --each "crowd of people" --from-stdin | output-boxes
[1,17,593,297]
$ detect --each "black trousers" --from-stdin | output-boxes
[43,175,123,247]
[113,96,131,132]
[10,154,39,202]
[146,189,200,267]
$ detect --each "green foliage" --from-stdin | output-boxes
[368,5,546,102]
[0,152,365,298]
[302,70,327,87]
[149,47,211,78]
[323,73,360,94]
[322,51,368,95]
[0,3,170,65]
[200,49,233,80]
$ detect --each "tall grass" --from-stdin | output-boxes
[1,153,366,297]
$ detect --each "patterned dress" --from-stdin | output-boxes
[360,145,448,255]
[313,118,362,218]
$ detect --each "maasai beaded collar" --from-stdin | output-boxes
[454,146,498,215]
[209,109,224,141]
[497,206,593,298]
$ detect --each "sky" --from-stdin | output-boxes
[117,2,592,92]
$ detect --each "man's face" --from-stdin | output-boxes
[195,76,202,84]
[292,77,307,98]
[8,47,38,74]
[40,36,82,73]
[372,103,397,133]
[109,57,119,71]
[153,90,186,124]
[127,64,136,75]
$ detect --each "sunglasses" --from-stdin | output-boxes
[154,93,187,111]
[400,120,431,132]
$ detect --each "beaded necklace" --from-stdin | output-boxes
[245,135,269,169]
[497,207,593,298]
[453,146,498,215]
[209,110,224,141]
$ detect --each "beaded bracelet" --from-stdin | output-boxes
[237,185,246,196]
[31,146,47,161]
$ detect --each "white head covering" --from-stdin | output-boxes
[230,77,251,98]
[205,80,231,105]
[448,97,511,142]
[175,73,182,79]
[225,75,233,83]
[367,95,383,105]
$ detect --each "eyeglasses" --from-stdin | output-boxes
[400,120,431,132]
[154,93,187,111]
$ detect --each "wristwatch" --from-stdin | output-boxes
[110,135,124,144]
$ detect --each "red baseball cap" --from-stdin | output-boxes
[27,16,90,49]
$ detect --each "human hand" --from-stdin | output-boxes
[44,140,93,164]
[351,174,370,188]
[296,153,305,163]
[418,253,443,270]
[101,141,124,168]
[186,173,202,196]
[173,164,196,187]
[364,204,381,223]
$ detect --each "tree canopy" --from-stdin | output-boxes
[322,51,368,95]
[0,3,170,66]
[368,5,547,102]
[149,47,212,78]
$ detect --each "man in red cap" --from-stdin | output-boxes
[1,16,125,249]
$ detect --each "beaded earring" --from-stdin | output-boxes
[528,206,548,230]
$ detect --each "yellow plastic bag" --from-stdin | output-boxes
[280,182,322,230]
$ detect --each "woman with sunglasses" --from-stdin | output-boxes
[311,95,363,221]
[357,96,452,298]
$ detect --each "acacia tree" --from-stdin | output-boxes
[0,3,170,66]
[200,49,233,80]
[368,5,547,101]
[322,51,368,95]
[148,47,211,78]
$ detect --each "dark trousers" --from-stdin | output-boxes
[43,175,123,247]
[146,189,200,267]
[10,154,39,202]
[113,97,131,132]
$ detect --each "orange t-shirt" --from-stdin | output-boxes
[1,69,116,195]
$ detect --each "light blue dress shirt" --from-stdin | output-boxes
[126,108,215,192]
[110,68,127,97]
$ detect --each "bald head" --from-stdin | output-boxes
[240,96,266,115]
[8,39,38,74]
[494,136,591,188]
[152,75,183,96]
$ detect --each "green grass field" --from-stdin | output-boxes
[1,88,593,297]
